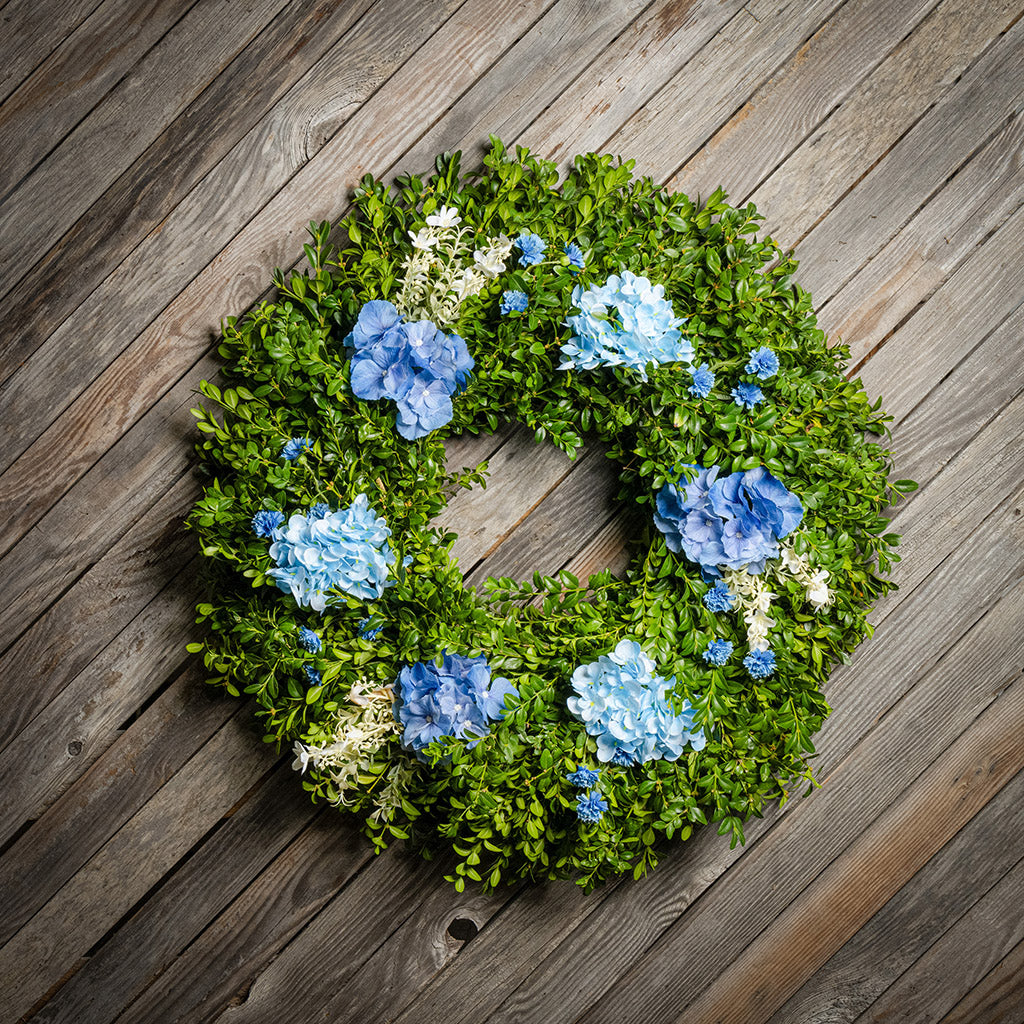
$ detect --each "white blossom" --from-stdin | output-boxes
[426,204,460,229]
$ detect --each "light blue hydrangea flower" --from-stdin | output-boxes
[566,639,705,763]
[281,437,312,460]
[745,346,779,379]
[267,494,395,611]
[703,581,735,612]
[655,465,803,575]
[689,362,715,398]
[515,232,547,266]
[732,382,764,409]
[394,652,518,751]
[251,509,284,538]
[563,242,585,271]
[566,766,600,788]
[499,290,528,314]
[744,648,777,678]
[702,639,734,666]
[347,300,473,440]
[560,270,693,380]
[576,790,608,823]
[298,627,321,653]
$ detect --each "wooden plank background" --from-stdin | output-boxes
[1,0,1022,1020]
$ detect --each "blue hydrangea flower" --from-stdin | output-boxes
[566,766,600,788]
[281,437,312,460]
[347,300,474,440]
[732,382,764,409]
[703,581,735,612]
[298,627,321,653]
[267,494,395,611]
[746,346,779,379]
[689,362,715,398]
[566,639,705,763]
[563,242,585,271]
[576,790,608,824]
[358,617,383,641]
[560,270,693,380]
[499,290,528,314]
[515,232,547,266]
[308,503,331,519]
[655,465,803,575]
[702,639,734,666]
[394,652,518,751]
[304,665,321,687]
[251,509,284,538]
[744,648,777,678]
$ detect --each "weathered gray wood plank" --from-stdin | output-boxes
[27,765,320,1024]
[0,0,191,198]
[936,939,1024,1024]
[0,0,292,290]
[0,0,103,106]
[0,0,378,385]
[852,843,1024,1023]
[748,0,1021,250]
[0,712,278,1023]
[670,0,941,204]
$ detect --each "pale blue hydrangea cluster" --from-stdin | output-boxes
[560,270,693,379]
[654,465,803,576]
[395,652,518,751]
[566,639,705,764]
[348,300,473,440]
[267,494,395,611]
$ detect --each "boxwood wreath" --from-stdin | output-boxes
[187,138,910,892]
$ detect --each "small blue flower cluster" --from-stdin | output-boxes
[560,271,694,380]
[730,346,780,408]
[395,652,518,751]
[515,232,547,266]
[566,639,705,763]
[689,362,715,398]
[654,465,803,575]
[499,289,528,314]
[702,639,734,666]
[565,766,606,823]
[251,509,284,538]
[298,627,321,653]
[743,648,777,678]
[563,242,585,271]
[702,581,735,612]
[266,494,395,611]
[348,300,473,440]
[281,437,312,460]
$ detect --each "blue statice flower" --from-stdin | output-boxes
[744,648,777,678]
[281,437,312,460]
[703,581,735,612]
[308,503,331,519]
[563,242,585,271]
[746,346,780,379]
[251,509,284,538]
[732,382,764,409]
[576,790,608,824]
[560,270,693,380]
[702,639,734,666]
[689,362,715,398]
[267,493,395,611]
[358,617,383,641]
[566,639,705,763]
[394,652,518,751]
[515,232,547,266]
[655,465,803,575]
[304,665,322,687]
[347,300,473,440]
[566,766,600,788]
[499,290,528,314]
[298,627,321,653]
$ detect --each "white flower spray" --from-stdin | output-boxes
[291,680,406,816]
[393,204,513,326]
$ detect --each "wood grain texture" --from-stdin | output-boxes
[3,1,1024,1020]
